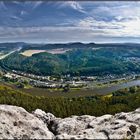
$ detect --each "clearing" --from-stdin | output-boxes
[21,48,71,56]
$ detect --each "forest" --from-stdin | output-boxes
[1,46,140,76]
[0,84,139,117]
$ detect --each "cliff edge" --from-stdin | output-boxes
[0,105,139,139]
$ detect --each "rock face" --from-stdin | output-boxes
[0,105,54,139]
[0,105,139,139]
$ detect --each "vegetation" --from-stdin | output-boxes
[1,46,140,76]
[0,84,139,118]
[0,43,140,117]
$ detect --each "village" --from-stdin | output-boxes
[0,69,139,90]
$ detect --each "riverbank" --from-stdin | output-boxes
[1,79,140,98]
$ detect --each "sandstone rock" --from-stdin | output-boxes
[88,114,113,128]
[55,133,79,139]
[33,109,56,125]
[98,111,140,139]
[0,105,54,139]
[56,130,107,140]
[51,117,87,135]
[135,108,140,113]
[77,128,107,139]
[0,104,139,139]
[76,115,96,124]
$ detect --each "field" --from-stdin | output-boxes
[46,48,71,54]
[20,50,47,56]
[1,83,100,97]
[20,48,71,56]
[20,88,101,98]
[0,77,134,98]
[0,81,106,97]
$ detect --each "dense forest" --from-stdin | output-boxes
[1,46,140,76]
[0,84,139,117]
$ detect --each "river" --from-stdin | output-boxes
[93,80,140,94]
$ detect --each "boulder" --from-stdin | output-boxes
[51,117,87,135]
[0,105,54,139]
[54,110,140,139]
[33,109,56,125]
[0,104,139,139]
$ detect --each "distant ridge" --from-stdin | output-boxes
[1,42,140,52]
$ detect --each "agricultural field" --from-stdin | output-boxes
[20,50,47,56]
[20,48,71,56]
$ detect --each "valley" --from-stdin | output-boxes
[0,43,139,120]
[0,69,139,97]
[0,1,140,139]
[0,42,140,97]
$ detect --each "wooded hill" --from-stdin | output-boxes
[1,46,140,76]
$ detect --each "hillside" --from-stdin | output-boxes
[0,80,139,139]
[1,45,140,76]
[0,84,139,117]
[0,104,139,139]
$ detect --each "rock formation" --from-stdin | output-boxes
[0,104,139,139]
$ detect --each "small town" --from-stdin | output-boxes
[0,69,139,90]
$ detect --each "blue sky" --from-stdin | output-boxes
[0,1,140,43]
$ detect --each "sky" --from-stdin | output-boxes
[0,1,140,43]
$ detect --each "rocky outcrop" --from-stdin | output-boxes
[0,104,139,139]
[0,105,54,139]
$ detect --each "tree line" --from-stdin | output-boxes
[0,85,139,117]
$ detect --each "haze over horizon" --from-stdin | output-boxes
[0,1,140,43]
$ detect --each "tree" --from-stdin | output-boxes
[129,86,136,93]
[63,84,70,92]
[17,83,24,88]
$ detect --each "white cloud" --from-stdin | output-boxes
[89,2,140,19]
[10,16,22,21]
[20,10,28,16]
[77,16,140,37]
[1,16,140,43]
[32,1,43,9]
[1,1,140,43]
[0,16,140,42]
[77,17,124,29]
[59,1,86,13]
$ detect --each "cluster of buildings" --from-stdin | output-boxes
[2,70,138,89]
[3,70,90,89]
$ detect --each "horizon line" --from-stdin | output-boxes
[0,41,140,45]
